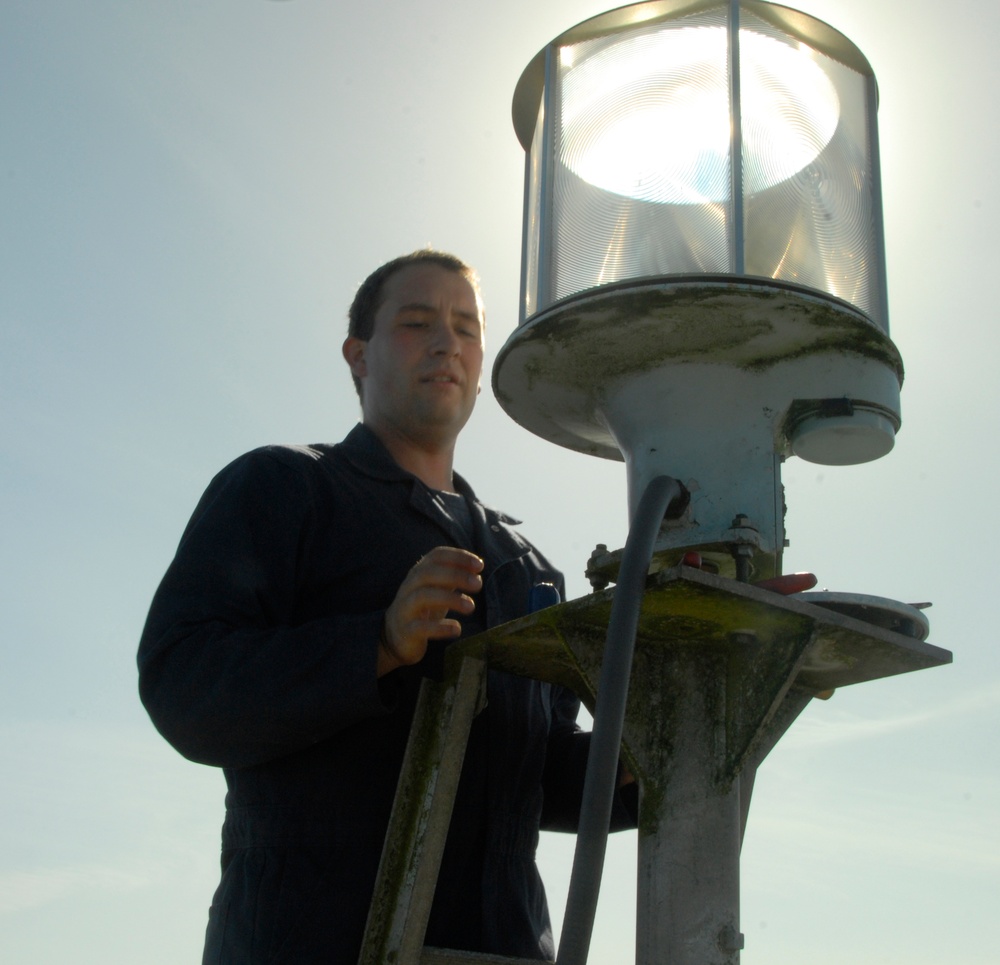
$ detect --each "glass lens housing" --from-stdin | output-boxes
[520,1,885,330]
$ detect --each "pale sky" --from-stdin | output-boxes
[2,1,997,963]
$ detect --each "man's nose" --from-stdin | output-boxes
[430,323,461,356]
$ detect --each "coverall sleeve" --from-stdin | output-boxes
[539,684,639,832]
[137,450,395,770]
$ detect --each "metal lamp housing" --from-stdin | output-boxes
[493,0,902,578]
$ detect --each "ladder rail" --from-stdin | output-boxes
[358,652,487,965]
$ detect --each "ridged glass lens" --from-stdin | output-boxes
[522,3,883,329]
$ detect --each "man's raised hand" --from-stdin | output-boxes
[377,546,484,676]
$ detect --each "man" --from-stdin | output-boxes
[138,250,636,964]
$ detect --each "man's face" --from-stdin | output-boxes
[343,263,485,450]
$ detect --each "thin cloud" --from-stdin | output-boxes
[0,864,147,915]
[778,677,1000,750]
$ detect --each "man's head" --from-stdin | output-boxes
[342,250,485,456]
[346,250,482,396]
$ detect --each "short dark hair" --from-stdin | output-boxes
[346,249,481,397]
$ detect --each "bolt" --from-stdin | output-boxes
[728,515,756,582]
[719,925,746,952]
[586,544,611,592]
[732,544,753,583]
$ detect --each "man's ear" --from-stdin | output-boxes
[342,337,367,379]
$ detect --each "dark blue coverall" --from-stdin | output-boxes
[139,424,636,964]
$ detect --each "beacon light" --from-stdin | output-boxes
[495,0,901,579]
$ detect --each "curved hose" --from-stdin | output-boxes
[556,475,685,965]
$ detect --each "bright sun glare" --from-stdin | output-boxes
[560,25,841,204]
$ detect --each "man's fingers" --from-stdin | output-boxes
[403,547,483,598]
[421,546,485,572]
[381,548,485,670]
[402,615,464,642]
[752,572,818,595]
[411,586,477,619]
[416,547,484,578]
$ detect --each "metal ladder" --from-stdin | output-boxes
[357,645,552,965]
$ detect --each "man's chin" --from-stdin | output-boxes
[408,400,476,435]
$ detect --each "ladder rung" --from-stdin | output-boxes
[421,947,554,965]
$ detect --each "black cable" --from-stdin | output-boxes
[556,475,685,965]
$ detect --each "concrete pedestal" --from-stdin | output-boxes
[478,567,950,964]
